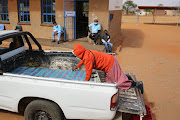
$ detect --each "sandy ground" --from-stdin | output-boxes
[0,15,180,120]
[115,16,180,120]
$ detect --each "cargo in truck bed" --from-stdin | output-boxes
[11,66,93,81]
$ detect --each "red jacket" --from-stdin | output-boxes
[73,44,114,81]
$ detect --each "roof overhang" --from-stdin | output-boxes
[138,6,179,10]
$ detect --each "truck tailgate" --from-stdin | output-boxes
[117,73,147,117]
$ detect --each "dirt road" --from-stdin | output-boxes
[114,16,180,120]
[0,16,180,120]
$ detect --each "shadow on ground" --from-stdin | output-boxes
[144,22,180,26]
[0,109,24,117]
[142,93,156,120]
[112,29,144,55]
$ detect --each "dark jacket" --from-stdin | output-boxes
[102,33,110,42]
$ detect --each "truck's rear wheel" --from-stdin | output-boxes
[24,100,64,120]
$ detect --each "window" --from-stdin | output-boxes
[18,0,30,22]
[0,36,24,55]
[0,0,9,22]
[42,0,55,23]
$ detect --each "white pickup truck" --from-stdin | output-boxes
[0,31,146,120]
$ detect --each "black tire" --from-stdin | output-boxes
[24,100,64,120]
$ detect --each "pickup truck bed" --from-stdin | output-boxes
[7,51,146,117]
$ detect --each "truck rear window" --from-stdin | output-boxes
[0,36,24,55]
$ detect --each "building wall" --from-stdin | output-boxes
[89,0,109,33]
[2,0,122,41]
[165,10,174,16]
[5,0,18,30]
[156,10,167,16]
[4,0,64,39]
[108,10,122,43]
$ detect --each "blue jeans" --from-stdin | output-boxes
[103,42,113,52]
[52,31,62,41]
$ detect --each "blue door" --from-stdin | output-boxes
[64,0,76,41]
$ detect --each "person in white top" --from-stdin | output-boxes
[52,21,63,44]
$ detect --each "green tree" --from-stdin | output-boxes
[144,9,153,15]
[123,0,137,15]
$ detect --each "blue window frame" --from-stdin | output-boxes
[42,0,55,23]
[0,0,9,22]
[18,0,30,22]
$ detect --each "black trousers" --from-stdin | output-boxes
[89,33,100,44]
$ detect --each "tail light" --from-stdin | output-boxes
[110,92,118,111]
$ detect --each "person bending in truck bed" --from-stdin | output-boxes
[72,44,144,94]
[87,19,101,45]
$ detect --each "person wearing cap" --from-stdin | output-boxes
[87,19,101,45]
[102,30,113,53]
[72,44,144,94]
[52,21,63,44]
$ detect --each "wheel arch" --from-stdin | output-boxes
[18,97,66,117]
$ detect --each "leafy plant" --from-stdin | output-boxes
[123,0,137,15]
[144,9,153,15]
